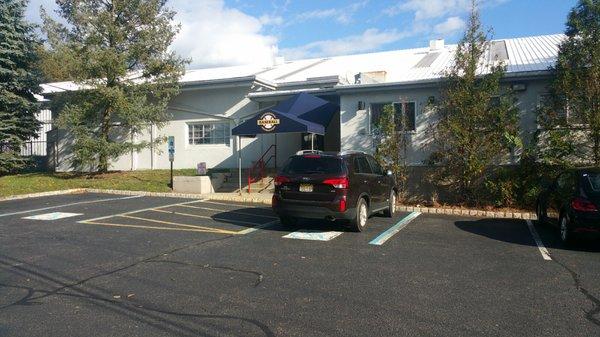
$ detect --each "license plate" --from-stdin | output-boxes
[299,184,313,193]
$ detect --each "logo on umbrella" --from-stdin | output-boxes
[257,112,280,132]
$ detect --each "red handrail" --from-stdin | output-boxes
[247,144,276,193]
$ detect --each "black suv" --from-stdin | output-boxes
[536,168,600,244]
[272,151,398,231]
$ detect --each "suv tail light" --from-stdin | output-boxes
[571,197,598,212]
[274,176,291,187]
[323,177,349,189]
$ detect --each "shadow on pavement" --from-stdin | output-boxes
[455,218,600,252]
[455,218,536,247]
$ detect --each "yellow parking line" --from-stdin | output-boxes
[175,204,278,219]
[80,220,236,234]
[118,214,239,234]
[149,208,264,226]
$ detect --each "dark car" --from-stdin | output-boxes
[536,168,600,244]
[272,150,397,232]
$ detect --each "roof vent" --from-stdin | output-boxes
[414,53,441,68]
[430,39,445,51]
[354,71,387,84]
[489,41,509,62]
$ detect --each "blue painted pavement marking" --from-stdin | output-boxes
[283,230,343,241]
[369,212,422,246]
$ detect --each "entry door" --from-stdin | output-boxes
[301,133,324,150]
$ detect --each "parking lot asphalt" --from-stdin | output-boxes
[0,192,599,337]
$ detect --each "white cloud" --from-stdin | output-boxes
[434,16,466,36]
[259,14,284,26]
[295,1,369,25]
[281,28,412,60]
[386,0,509,20]
[169,0,278,68]
[28,0,279,69]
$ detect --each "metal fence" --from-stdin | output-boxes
[20,110,53,157]
[21,140,49,157]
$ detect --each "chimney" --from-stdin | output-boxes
[429,39,445,52]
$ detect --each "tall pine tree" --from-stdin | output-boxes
[537,0,600,166]
[429,1,520,205]
[0,0,41,174]
[42,0,187,172]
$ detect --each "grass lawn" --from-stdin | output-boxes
[0,169,209,198]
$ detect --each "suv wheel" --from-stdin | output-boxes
[350,198,368,232]
[383,190,396,218]
[559,213,574,245]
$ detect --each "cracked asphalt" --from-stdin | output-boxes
[0,192,599,337]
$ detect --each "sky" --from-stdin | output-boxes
[26,0,578,69]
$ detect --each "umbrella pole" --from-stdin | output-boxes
[237,136,242,195]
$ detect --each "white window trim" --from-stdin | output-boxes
[369,101,418,134]
[536,93,587,130]
[393,101,418,134]
[187,122,231,147]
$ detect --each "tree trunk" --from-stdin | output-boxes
[98,107,112,173]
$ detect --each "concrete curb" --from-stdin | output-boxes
[84,189,273,205]
[0,189,86,202]
[397,205,538,220]
[204,193,272,206]
[84,188,209,200]
[0,188,536,219]
[0,188,272,206]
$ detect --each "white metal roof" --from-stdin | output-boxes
[41,34,564,95]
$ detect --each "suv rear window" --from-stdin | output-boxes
[583,172,600,193]
[281,156,345,175]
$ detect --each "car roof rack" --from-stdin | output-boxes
[339,150,366,156]
[296,150,324,155]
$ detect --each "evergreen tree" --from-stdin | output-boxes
[42,0,187,172]
[374,103,408,195]
[538,0,600,166]
[0,0,41,174]
[429,1,520,205]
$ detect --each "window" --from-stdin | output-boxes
[282,156,344,175]
[188,123,230,145]
[370,103,391,134]
[370,101,417,133]
[538,94,575,126]
[354,156,373,174]
[393,102,416,132]
[584,172,600,193]
[366,156,384,175]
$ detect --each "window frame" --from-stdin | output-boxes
[187,122,231,146]
[353,156,373,174]
[392,101,417,133]
[537,93,585,129]
[366,156,384,175]
[369,101,417,134]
